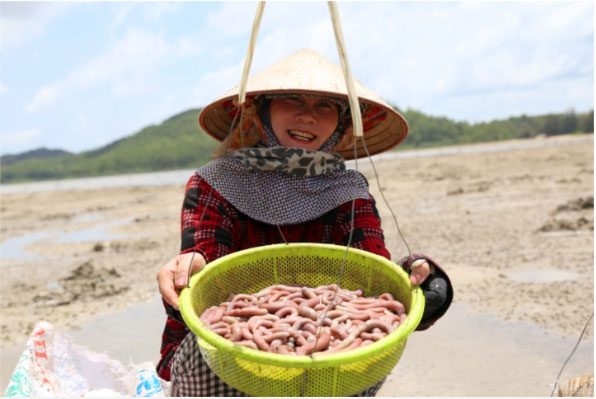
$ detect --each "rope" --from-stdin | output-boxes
[359,135,412,256]
[308,4,362,384]
[327,2,363,138]
[238,1,265,105]
[549,312,594,397]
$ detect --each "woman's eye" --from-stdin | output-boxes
[317,101,334,110]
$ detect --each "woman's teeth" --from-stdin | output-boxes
[288,129,315,141]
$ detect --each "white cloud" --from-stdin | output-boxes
[206,2,257,36]
[0,128,41,151]
[25,28,194,111]
[0,2,72,48]
[0,84,8,95]
[25,85,60,112]
[194,61,245,106]
[108,2,137,34]
[197,1,592,121]
[108,2,181,34]
[143,2,181,23]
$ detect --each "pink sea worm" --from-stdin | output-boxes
[350,298,377,305]
[268,290,292,303]
[275,306,299,318]
[210,321,229,330]
[230,323,243,341]
[379,293,394,301]
[231,293,258,304]
[252,330,270,351]
[236,340,258,350]
[302,296,320,308]
[230,300,260,309]
[249,319,275,334]
[199,306,217,323]
[200,284,407,356]
[221,316,238,324]
[228,307,268,318]
[297,306,318,321]
[327,329,359,352]
[269,339,283,353]
[292,297,307,305]
[295,328,331,355]
[263,331,291,343]
[330,326,348,340]
[292,318,317,332]
[360,332,385,341]
[241,325,253,340]
[261,301,296,313]
[314,303,327,311]
[358,319,392,334]
[334,306,370,321]
[212,327,229,336]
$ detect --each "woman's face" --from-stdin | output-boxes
[269,95,340,151]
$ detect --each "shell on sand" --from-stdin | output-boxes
[558,374,594,397]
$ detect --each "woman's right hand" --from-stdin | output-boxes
[157,252,206,309]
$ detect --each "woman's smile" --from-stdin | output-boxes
[287,129,316,142]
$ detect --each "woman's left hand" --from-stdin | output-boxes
[409,258,431,286]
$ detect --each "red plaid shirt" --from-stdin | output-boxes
[157,173,390,380]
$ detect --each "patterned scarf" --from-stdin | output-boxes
[195,97,369,225]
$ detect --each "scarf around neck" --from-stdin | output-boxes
[196,146,369,225]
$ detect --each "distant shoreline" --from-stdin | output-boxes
[1,134,592,194]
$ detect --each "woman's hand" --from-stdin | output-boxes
[157,252,206,309]
[409,258,431,286]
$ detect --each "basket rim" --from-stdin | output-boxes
[179,243,425,368]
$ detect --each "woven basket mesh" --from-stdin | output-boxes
[179,243,424,396]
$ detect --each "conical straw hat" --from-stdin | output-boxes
[199,48,408,159]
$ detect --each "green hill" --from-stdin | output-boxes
[0,148,73,166]
[0,107,593,184]
[0,109,219,183]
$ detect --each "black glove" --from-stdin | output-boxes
[420,273,450,321]
[398,253,453,329]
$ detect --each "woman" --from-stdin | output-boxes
[156,49,453,396]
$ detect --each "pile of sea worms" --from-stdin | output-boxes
[199,284,406,355]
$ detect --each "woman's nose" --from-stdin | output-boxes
[295,104,317,124]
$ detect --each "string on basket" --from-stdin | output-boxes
[549,312,594,397]
[306,2,413,393]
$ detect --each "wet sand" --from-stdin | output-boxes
[1,134,594,395]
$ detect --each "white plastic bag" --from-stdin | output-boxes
[4,321,167,397]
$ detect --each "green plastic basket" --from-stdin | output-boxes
[179,243,424,396]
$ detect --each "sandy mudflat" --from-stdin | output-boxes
[0,134,593,395]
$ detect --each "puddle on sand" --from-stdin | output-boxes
[72,212,105,223]
[0,230,56,261]
[56,219,130,244]
[1,219,131,262]
[507,269,580,283]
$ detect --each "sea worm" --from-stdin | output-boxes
[228,307,268,318]
[199,283,407,356]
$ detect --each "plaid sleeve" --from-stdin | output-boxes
[179,173,239,262]
[331,196,391,260]
[157,173,240,381]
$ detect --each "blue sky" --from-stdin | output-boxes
[0,1,593,156]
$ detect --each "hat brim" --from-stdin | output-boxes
[198,49,409,160]
[199,89,408,160]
